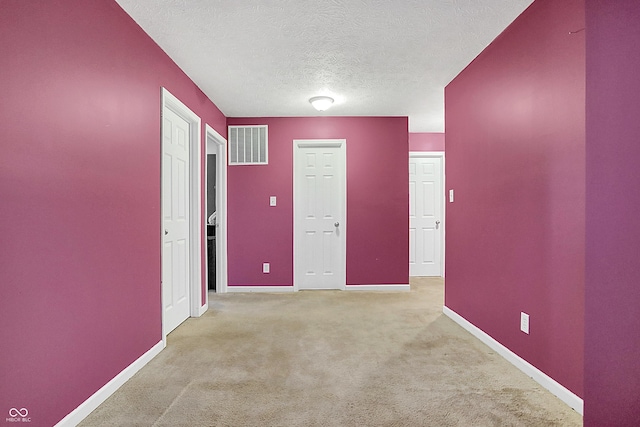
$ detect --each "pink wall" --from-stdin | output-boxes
[585,1,640,425]
[226,117,409,287]
[0,1,225,425]
[409,133,445,152]
[444,0,585,397]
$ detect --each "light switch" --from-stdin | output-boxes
[270,196,277,207]
[449,189,454,203]
[520,312,530,334]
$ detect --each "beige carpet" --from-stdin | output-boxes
[80,278,581,426]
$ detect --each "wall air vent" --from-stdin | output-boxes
[228,125,268,165]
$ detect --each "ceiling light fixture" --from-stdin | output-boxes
[309,96,334,111]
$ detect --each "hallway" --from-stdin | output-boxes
[80,278,580,426]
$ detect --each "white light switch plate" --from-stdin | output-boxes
[520,312,530,334]
[270,196,277,207]
[449,189,454,203]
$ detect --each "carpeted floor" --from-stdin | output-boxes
[80,277,582,426]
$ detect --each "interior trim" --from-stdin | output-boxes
[54,341,164,426]
[443,305,584,415]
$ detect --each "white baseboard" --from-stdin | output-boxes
[197,303,208,316]
[442,306,583,415]
[227,286,294,293]
[54,340,164,427]
[226,285,410,293]
[345,284,410,292]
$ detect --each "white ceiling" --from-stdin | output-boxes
[115,0,533,132]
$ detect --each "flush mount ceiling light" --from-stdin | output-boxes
[309,96,334,111]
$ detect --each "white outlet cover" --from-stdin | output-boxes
[520,312,530,334]
[270,196,277,207]
[449,189,454,203]
[263,263,270,273]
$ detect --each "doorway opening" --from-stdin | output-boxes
[207,152,216,291]
[206,124,228,294]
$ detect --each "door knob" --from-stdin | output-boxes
[334,222,340,227]
[435,220,440,230]
[164,229,169,235]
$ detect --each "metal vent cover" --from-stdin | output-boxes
[228,125,268,165]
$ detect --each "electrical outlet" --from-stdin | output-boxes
[449,189,454,203]
[520,312,530,334]
[263,263,270,273]
[270,196,277,207]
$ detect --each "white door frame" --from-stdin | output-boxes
[293,139,347,291]
[409,151,446,277]
[205,124,228,294]
[161,88,203,345]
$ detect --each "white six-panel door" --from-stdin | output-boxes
[409,155,443,276]
[294,140,346,290]
[162,108,191,333]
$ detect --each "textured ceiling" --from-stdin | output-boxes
[115,0,533,132]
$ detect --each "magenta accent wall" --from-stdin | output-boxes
[585,1,640,425]
[444,0,585,397]
[0,1,225,425]
[226,117,409,287]
[409,133,445,152]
